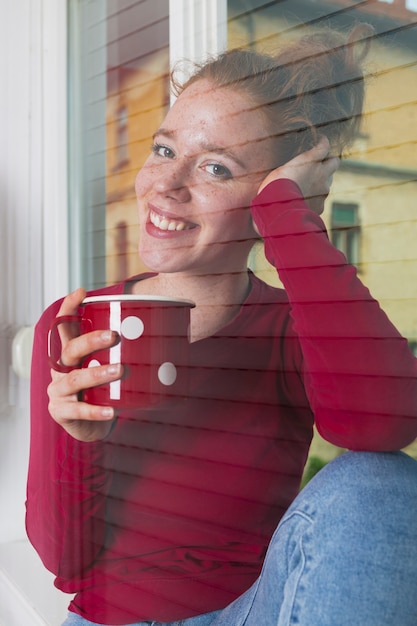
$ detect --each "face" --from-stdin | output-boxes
[135,79,274,277]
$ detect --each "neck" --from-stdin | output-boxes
[131,269,251,342]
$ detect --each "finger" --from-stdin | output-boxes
[54,288,87,350]
[327,174,333,191]
[50,361,123,397]
[57,287,87,317]
[49,396,115,423]
[324,155,341,173]
[301,135,331,163]
[60,329,120,368]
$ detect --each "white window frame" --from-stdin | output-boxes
[0,2,70,624]
[169,0,228,98]
[42,0,69,307]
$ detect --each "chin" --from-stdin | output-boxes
[138,250,183,274]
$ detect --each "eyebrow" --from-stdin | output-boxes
[153,128,247,170]
[153,128,174,141]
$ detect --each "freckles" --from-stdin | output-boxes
[135,169,151,199]
[134,172,143,194]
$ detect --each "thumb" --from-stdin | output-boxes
[57,287,87,317]
[302,135,331,164]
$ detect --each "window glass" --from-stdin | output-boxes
[68,0,169,290]
[69,0,417,470]
[68,0,417,357]
[228,0,417,350]
[228,0,417,463]
[25,3,415,618]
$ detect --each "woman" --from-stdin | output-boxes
[26,25,417,626]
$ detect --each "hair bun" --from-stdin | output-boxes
[174,24,374,163]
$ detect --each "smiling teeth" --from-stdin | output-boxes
[150,210,189,231]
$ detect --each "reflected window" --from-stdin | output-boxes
[115,103,129,168]
[227,0,417,348]
[330,203,360,266]
[115,220,128,283]
[68,0,169,290]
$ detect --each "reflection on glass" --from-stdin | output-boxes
[228,0,417,354]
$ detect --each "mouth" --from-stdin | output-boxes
[149,208,197,232]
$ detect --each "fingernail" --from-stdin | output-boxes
[101,407,114,418]
[107,364,120,375]
[101,330,112,341]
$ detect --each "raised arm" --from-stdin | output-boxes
[251,143,417,451]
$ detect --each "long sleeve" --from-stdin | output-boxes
[26,300,114,582]
[251,179,417,451]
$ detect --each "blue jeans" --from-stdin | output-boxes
[62,451,417,626]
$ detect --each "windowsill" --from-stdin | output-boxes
[0,539,71,626]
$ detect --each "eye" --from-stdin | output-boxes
[152,143,175,159]
[205,163,232,179]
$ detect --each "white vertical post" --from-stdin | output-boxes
[168,0,228,98]
[0,0,67,538]
[42,0,69,307]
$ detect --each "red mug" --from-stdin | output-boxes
[48,295,195,410]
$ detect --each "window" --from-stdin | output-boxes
[68,0,417,357]
[115,220,129,283]
[68,0,170,290]
[3,3,416,624]
[114,103,129,168]
[330,203,360,265]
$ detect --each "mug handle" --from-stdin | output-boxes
[48,314,81,373]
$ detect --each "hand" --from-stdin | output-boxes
[47,288,122,442]
[257,136,340,216]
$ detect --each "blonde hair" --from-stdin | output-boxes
[173,24,373,164]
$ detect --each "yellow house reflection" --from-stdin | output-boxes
[105,48,170,285]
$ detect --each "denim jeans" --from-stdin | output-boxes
[62,451,417,626]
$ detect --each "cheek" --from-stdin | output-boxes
[135,169,147,199]
[222,188,257,227]
[135,172,154,224]
[208,184,255,216]
[213,203,254,242]
[135,157,157,197]
[197,192,241,228]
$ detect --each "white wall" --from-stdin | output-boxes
[0,0,43,543]
[0,0,69,540]
[0,0,70,623]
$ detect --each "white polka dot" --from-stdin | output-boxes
[88,359,101,368]
[121,315,144,340]
[158,362,177,386]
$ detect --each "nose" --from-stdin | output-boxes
[154,160,192,203]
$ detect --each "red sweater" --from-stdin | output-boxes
[26,180,417,624]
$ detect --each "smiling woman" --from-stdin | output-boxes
[134,79,272,292]
[26,22,417,626]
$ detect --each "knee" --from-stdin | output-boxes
[273,451,417,572]
[297,450,417,520]
[318,450,416,491]
[267,452,417,626]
